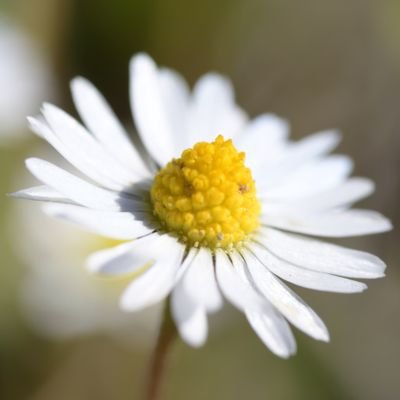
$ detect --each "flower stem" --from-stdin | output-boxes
[145,299,177,400]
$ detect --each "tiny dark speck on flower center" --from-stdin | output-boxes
[238,183,249,194]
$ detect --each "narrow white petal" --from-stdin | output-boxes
[130,53,176,166]
[257,228,386,279]
[234,113,289,168]
[28,117,124,191]
[44,203,152,240]
[158,68,190,153]
[25,158,140,211]
[42,104,139,187]
[262,208,392,237]
[237,113,289,147]
[249,241,368,292]
[87,233,161,275]
[10,185,73,204]
[28,115,49,139]
[276,177,375,211]
[243,250,330,341]
[215,250,264,312]
[192,73,234,104]
[246,310,296,358]
[187,73,247,145]
[283,129,341,162]
[70,77,151,177]
[120,236,186,311]
[254,130,341,187]
[171,282,208,347]
[180,248,223,312]
[215,251,296,357]
[260,155,353,199]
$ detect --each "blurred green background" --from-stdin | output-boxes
[0,0,399,399]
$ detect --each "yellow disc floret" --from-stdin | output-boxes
[150,135,261,250]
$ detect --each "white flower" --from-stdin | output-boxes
[14,53,392,358]
[0,17,54,142]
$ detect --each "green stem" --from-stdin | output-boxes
[145,300,177,400]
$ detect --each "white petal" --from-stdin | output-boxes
[171,281,208,347]
[254,130,341,187]
[215,250,264,312]
[246,310,296,358]
[25,158,141,211]
[260,155,353,199]
[234,113,289,168]
[180,248,223,312]
[41,104,139,188]
[249,240,368,292]
[70,77,150,177]
[277,177,375,211]
[44,203,152,240]
[262,208,392,237]
[158,68,190,153]
[215,251,296,357]
[282,129,341,162]
[10,185,73,204]
[257,228,386,279]
[28,117,124,192]
[243,250,330,341]
[187,73,247,145]
[129,53,176,166]
[87,233,161,275]
[28,114,50,139]
[120,236,186,311]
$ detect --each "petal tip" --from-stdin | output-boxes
[320,128,342,149]
[130,52,154,72]
[7,191,19,199]
[384,219,394,232]
[71,75,86,86]
[70,76,85,93]
[319,330,330,342]
[25,157,38,169]
[41,101,54,113]
[273,345,297,359]
[183,334,207,348]
[85,253,102,275]
[27,115,38,127]
[119,293,136,312]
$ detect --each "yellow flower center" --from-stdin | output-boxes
[150,135,261,250]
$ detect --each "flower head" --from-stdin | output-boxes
[151,134,260,249]
[14,53,392,357]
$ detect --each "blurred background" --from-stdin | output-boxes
[0,0,399,399]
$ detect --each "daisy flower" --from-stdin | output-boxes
[13,53,392,358]
[0,17,54,143]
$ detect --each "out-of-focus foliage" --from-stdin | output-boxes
[0,0,399,399]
